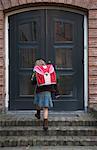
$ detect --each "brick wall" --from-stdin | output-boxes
[0,0,97,111]
[0,0,4,111]
[89,8,97,106]
[0,0,91,10]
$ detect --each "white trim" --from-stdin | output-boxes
[5,6,88,111]
[5,14,9,109]
[84,15,88,112]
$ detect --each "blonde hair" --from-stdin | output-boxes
[35,59,46,66]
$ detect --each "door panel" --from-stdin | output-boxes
[18,21,37,42]
[9,10,45,110]
[47,10,84,110]
[9,9,84,111]
[55,48,72,68]
[54,20,73,42]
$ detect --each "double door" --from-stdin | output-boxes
[9,9,84,111]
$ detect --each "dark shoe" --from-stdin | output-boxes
[35,110,40,119]
[35,113,40,119]
[43,119,48,131]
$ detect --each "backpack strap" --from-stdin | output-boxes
[34,64,54,74]
[34,65,45,75]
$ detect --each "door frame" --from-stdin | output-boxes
[5,6,88,111]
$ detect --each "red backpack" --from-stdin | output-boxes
[34,64,56,86]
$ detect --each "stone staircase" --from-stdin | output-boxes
[0,112,97,147]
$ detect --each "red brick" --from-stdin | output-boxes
[0,30,3,38]
[27,0,33,3]
[89,89,97,94]
[0,11,4,20]
[89,96,97,103]
[89,66,97,76]
[0,23,4,30]
[89,84,97,92]
[89,79,97,86]
[74,0,90,8]
[89,76,97,85]
[62,0,67,3]
[89,37,97,47]
[0,39,4,48]
[1,0,11,9]
[10,0,19,6]
[18,0,27,5]
[66,0,75,5]
[89,10,97,19]
[0,50,4,57]
[89,62,97,67]
[89,19,97,29]
[0,0,94,11]
[0,68,4,76]
[89,48,97,57]
[0,45,3,50]
[0,86,3,94]
[0,1,3,10]
[89,29,97,38]
[34,0,40,3]
[0,78,4,86]
[89,56,97,63]
[0,59,4,67]
[89,95,97,101]
[89,1,97,9]
[90,0,97,2]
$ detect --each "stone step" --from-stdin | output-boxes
[0,146,97,150]
[0,136,97,147]
[0,120,97,127]
[0,112,97,126]
[0,113,97,147]
[0,126,97,136]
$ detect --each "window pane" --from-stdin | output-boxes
[55,48,72,69]
[19,21,37,42]
[55,21,73,42]
[19,74,35,96]
[19,48,38,68]
[57,75,73,96]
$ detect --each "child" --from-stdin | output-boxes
[31,59,57,131]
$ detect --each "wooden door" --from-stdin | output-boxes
[9,9,84,111]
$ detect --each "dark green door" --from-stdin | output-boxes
[9,9,84,111]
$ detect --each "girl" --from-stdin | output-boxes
[31,59,57,131]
